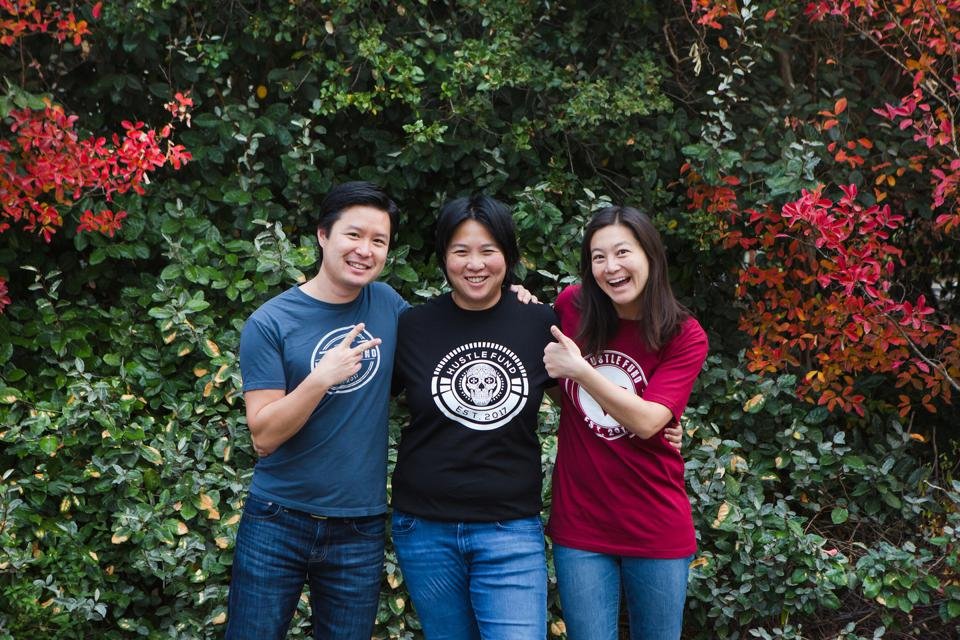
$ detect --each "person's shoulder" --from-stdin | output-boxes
[555,284,581,310]
[367,280,403,302]
[247,286,299,321]
[367,280,410,314]
[519,295,559,325]
[678,314,707,340]
[667,314,709,355]
[399,292,449,324]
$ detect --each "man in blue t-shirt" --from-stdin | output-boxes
[226,181,409,640]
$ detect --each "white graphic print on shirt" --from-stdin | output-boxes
[311,325,381,395]
[430,341,529,430]
[563,350,647,440]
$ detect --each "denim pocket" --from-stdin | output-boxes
[242,494,282,521]
[390,511,418,535]
[351,515,386,539]
[495,516,543,532]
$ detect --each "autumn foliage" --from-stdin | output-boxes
[688,0,960,418]
[0,0,191,312]
[0,0,96,47]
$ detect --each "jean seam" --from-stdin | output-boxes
[242,497,283,521]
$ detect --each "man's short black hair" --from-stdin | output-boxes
[317,181,400,260]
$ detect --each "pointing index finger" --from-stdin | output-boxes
[351,337,381,354]
[340,323,366,349]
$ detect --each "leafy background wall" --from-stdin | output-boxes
[1,1,958,638]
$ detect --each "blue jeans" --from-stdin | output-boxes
[553,544,691,640]
[391,510,547,640]
[225,494,385,640]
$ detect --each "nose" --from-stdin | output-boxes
[354,240,372,256]
[604,257,620,273]
[466,254,484,270]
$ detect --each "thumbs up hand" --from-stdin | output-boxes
[543,325,590,381]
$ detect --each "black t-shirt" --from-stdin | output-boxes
[392,291,557,521]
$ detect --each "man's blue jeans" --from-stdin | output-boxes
[553,544,691,640]
[391,510,547,640]
[225,494,385,640]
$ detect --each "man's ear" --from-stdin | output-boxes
[317,227,327,248]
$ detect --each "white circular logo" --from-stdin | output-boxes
[431,341,528,431]
[568,350,647,440]
[311,326,380,395]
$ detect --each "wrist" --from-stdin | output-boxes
[569,359,593,384]
[304,370,332,395]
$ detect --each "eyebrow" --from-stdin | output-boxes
[592,241,631,253]
[449,242,499,250]
[343,224,388,240]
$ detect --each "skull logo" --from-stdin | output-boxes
[459,362,502,406]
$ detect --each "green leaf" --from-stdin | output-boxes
[947,600,960,618]
[831,507,849,524]
[89,248,108,265]
[223,189,252,205]
[139,445,163,465]
[394,264,419,283]
[882,492,902,509]
[844,455,866,470]
[38,435,59,455]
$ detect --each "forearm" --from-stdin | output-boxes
[572,366,672,439]
[248,379,330,455]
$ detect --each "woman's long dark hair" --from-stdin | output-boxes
[576,206,689,355]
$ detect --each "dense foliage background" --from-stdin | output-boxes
[1,1,958,638]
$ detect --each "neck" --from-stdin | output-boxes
[451,289,502,311]
[300,270,362,304]
[613,298,641,320]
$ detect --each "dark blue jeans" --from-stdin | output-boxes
[225,494,385,640]
[391,510,547,640]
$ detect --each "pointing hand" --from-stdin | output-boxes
[311,323,381,389]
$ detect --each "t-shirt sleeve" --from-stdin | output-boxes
[396,290,412,315]
[392,310,409,397]
[552,285,579,338]
[540,304,561,388]
[239,314,288,392]
[642,318,709,422]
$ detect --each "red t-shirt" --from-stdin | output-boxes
[546,285,709,558]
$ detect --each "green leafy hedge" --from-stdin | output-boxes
[1,1,958,638]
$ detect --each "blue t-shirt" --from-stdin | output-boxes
[239,281,409,516]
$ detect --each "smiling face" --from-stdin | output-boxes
[589,223,650,319]
[445,219,507,311]
[315,205,391,302]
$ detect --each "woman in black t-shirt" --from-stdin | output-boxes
[391,195,557,640]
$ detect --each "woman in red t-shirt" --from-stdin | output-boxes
[543,206,709,640]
